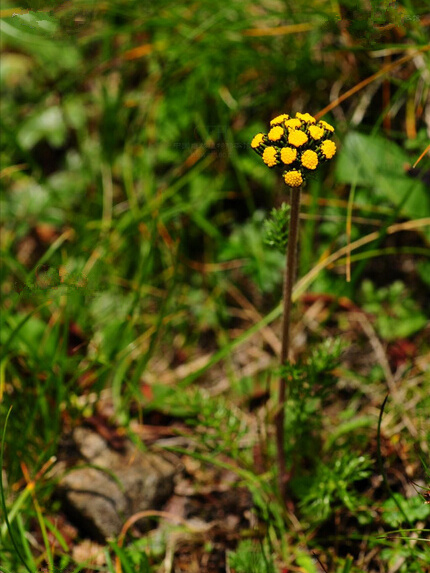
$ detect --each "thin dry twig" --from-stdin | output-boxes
[294,218,430,299]
[315,46,430,120]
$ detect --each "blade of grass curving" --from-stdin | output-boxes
[342,177,416,296]
[129,239,180,391]
[32,501,54,573]
[258,536,274,573]
[178,301,282,388]
[377,528,430,537]
[27,229,74,283]
[49,298,72,443]
[164,444,270,494]
[0,480,33,538]
[341,555,353,573]
[2,300,52,358]
[0,407,34,573]
[42,516,69,552]
[104,548,115,573]
[179,219,430,387]
[345,183,356,283]
[110,540,134,573]
[379,536,430,543]
[316,46,430,120]
[15,514,36,572]
[377,395,409,524]
[335,246,430,265]
[295,218,430,299]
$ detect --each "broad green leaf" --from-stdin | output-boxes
[336,132,430,220]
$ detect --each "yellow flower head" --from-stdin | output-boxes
[251,133,265,148]
[280,147,297,165]
[285,118,302,129]
[288,129,308,148]
[308,125,324,140]
[320,140,336,159]
[296,112,316,124]
[268,125,284,142]
[270,114,290,126]
[319,120,335,133]
[263,146,278,167]
[251,112,336,187]
[301,149,319,170]
[284,170,303,187]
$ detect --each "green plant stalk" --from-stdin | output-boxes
[276,185,302,501]
[0,407,34,573]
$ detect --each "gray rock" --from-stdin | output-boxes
[58,427,179,541]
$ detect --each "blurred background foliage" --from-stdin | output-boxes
[1,0,430,571]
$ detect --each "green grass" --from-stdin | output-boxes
[1,0,430,571]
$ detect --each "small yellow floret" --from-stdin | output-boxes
[288,129,308,147]
[268,126,284,141]
[319,120,335,133]
[251,133,265,148]
[296,112,316,124]
[284,170,303,187]
[280,147,297,165]
[270,114,290,126]
[262,146,278,167]
[285,118,302,129]
[320,140,336,159]
[301,149,319,170]
[308,125,324,140]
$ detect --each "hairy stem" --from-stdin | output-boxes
[276,185,302,502]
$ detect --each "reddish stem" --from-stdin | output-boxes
[276,185,302,502]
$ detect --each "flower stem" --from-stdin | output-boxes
[276,185,302,502]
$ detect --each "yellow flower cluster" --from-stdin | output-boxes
[296,112,316,124]
[285,118,302,130]
[263,147,278,167]
[320,139,336,159]
[301,149,318,170]
[270,114,290,126]
[251,112,336,187]
[251,133,265,149]
[284,170,303,187]
[280,147,297,165]
[268,126,284,142]
[309,125,324,140]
